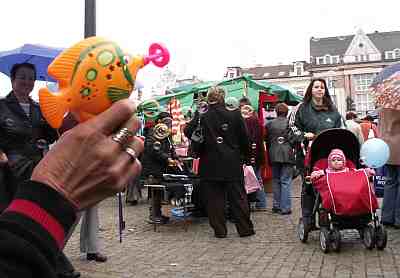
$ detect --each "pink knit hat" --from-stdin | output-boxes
[328,149,346,166]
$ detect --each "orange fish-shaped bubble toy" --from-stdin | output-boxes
[39,36,170,128]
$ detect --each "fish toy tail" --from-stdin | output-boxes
[39,88,68,129]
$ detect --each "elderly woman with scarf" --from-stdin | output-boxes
[239,97,267,211]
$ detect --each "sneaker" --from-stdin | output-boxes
[394,224,400,229]
[214,233,227,238]
[149,215,170,224]
[86,253,107,263]
[239,230,256,237]
[280,210,292,215]
[128,200,138,206]
[58,271,81,278]
[272,207,281,213]
[253,207,268,212]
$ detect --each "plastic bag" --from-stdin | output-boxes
[243,165,262,194]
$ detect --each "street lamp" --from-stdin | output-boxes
[85,0,96,38]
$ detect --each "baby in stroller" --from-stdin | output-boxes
[310,148,375,180]
[298,129,387,253]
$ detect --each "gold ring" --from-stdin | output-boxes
[111,128,134,146]
[124,147,137,162]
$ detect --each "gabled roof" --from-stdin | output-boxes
[241,62,312,79]
[310,35,353,57]
[369,31,400,52]
[310,30,400,58]
[242,64,292,79]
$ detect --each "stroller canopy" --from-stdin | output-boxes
[309,128,360,169]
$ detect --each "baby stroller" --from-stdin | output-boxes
[297,128,387,253]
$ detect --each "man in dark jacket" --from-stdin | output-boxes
[184,87,254,238]
[141,112,180,224]
[265,103,295,214]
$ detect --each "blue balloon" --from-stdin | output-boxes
[360,138,390,168]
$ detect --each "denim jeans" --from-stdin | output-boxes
[382,165,400,225]
[253,167,267,208]
[271,163,293,213]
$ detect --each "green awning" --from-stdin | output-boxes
[138,75,302,118]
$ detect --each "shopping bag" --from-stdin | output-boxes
[243,165,262,194]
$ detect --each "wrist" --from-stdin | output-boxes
[4,180,77,249]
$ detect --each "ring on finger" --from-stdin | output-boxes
[111,127,134,146]
[124,147,137,162]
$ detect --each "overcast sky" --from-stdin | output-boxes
[0,0,399,97]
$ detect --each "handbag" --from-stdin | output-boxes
[188,116,204,158]
[243,165,262,194]
[374,166,387,198]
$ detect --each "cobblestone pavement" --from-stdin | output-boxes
[65,178,400,278]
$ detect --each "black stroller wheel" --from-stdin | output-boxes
[362,225,375,250]
[298,218,308,243]
[319,227,330,253]
[375,225,387,250]
[330,228,341,252]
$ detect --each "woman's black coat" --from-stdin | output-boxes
[185,103,250,181]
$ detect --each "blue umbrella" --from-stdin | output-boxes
[0,44,63,82]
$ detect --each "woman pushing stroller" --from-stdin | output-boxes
[289,78,342,231]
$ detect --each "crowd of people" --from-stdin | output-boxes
[0,62,399,277]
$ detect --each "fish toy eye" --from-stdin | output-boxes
[123,55,131,64]
[97,50,115,67]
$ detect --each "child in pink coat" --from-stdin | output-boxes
[311,149,375,181]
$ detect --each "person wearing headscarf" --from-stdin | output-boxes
[239,97,267,211]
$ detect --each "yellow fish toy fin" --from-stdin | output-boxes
[47,36,108,86]
[39,87,69,129]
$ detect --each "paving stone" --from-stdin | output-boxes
[64,177,400,278]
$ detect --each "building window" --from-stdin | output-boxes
[331,56,340,64]
[295,65,303,76]
[353,73,376,113]
[326,77,337,105]
[325,55,331,64]
[278,71,286,76]
[395,49,400,59]
[263,72,270,78]
[385,51,394,59]
[355,55,368,62]
[316,57,324,65]
[229,72,235,79]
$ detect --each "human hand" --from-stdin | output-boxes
[365,168,376,177]
[304,132,315,140]
[31,99,144,210]
[0,151,8,165]
[310,170,325,181]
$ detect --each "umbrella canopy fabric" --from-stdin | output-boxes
[0,44,63,82]
[371,63,400,110]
